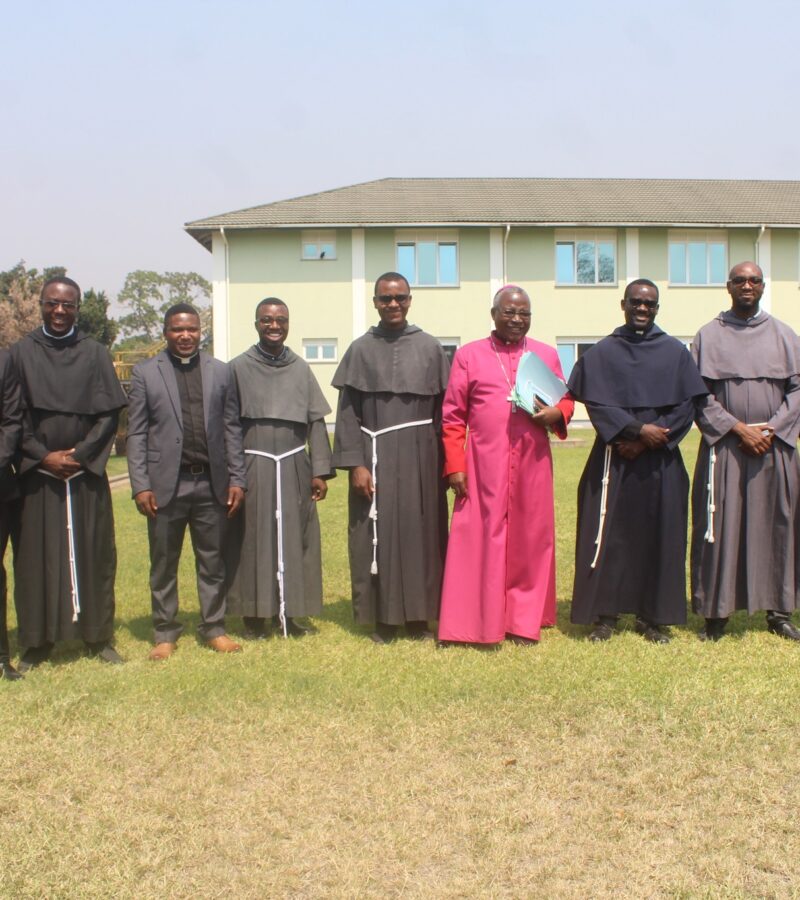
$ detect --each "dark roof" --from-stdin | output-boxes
[185,178,800,249]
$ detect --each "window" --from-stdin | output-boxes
[555,231,616,285]
[668,231,726,285]
[303,339,337,362]
[396,230,458,286]
[437,337,460,365]
[556,340,600,380]
[301,230,336,260]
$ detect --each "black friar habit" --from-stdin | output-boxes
[226,345,333,620]
[568,324,708,626]
[10,328,127,649]
[331,324,450,626]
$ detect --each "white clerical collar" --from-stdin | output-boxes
[42,325,75,340]
[170,352,198,365]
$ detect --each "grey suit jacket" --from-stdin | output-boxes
[126,350,246,507]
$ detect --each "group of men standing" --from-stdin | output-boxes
[1,260,799,679]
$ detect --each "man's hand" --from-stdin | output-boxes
[226,485,245,518]
[311,477,328,502]
[448,471,468,500]
[530,405,563,430]
[638,424,670,449]
[614,439,646,461]
[40,449,82,480]
[733,422,774,457]
[350,466,374,499]
[134,490,159,519]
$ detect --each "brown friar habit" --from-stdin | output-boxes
[691,310,800,617]
[10,328,127,648]
[226,345,333,619]
[331,324,450,626]
[568,324,708,626]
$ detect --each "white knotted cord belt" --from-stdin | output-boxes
[245,445,306,638]
[39,469,86,622]
[589,445,612,569]
[360,419,433,575]
[704,447,717,544]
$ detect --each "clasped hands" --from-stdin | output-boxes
[614,423,670,460]
[733,422,774,457]
[41,449,81,480]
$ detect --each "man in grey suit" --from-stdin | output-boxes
[127,304,246,660]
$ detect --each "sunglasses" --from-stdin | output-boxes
[730,276,763,286]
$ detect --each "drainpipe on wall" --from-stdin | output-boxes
[503,224,511,285]
[216,226,230,360]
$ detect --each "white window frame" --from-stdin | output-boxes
[302,339,338,362]
[556,338,602,380]
[395,229,459,287]
[555,230,618,286]
[437,336,460,364]
[668,230,727,286]
[301,230,337,261]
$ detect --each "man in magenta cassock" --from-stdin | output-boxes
[437,286,574,646]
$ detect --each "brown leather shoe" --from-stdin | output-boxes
[206,634,242,653]
[149,642,177,661]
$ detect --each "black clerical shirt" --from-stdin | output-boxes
[169,353,209,467]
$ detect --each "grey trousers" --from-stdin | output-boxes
[147,472,228,643]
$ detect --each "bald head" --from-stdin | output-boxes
[728,261,763,281]
[727,260,765,320]
[492,284,530,310]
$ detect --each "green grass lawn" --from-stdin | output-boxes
[2,434,800,898]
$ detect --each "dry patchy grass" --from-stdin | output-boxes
[2,434,800,898]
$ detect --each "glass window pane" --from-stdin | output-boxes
[303,243,317,259]
[304,344,318,359]
[669,243,686,283]
[556,243,575,284]
[320,242,335,259]
[708,243,726,283]
[417,241,437,284]
[322,344,335,360]
[576,241,596,284]
[557,343,576,379]
[396,244,416,285]
[597,242,615,283]
[688,242,707,284]
[438,243,458,284]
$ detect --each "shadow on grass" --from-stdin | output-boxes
[120,611,203,643]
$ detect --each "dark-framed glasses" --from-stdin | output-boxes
[626,299,658,310]
[376,294,410,305]
[730,275,764,286]
[497,308,531,320]
[41,299,78,312]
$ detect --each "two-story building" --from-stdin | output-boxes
[185,178,800,418]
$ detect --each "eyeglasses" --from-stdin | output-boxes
[496,308,531,320]
[626,299,658,310]
[730,275,764,286]
[376,294,410,305]
[257,316,288,326]
[41,300,78,312]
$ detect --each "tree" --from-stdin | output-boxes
[117,270,211,344]
[79,289,118,347]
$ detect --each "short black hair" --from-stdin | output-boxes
[163,303,200,329]
[255,297,289,318]
[624,278,659,301]
[41,275,81,301]
[373,272,410,297]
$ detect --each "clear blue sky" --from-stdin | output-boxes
[3,0,799,299]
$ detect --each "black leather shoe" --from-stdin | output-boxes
[87,642,125,664]
[506,633,538,646]
[17,644,53,673]
[284,617,316,638]
[635,618,671,644]
[369,623,397,644]
[699,618,727,642]
[589,622,614,642]
[767,617,800,642]
[244,617,269,640]
[0,660,23,681]
[406,621,435,641]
